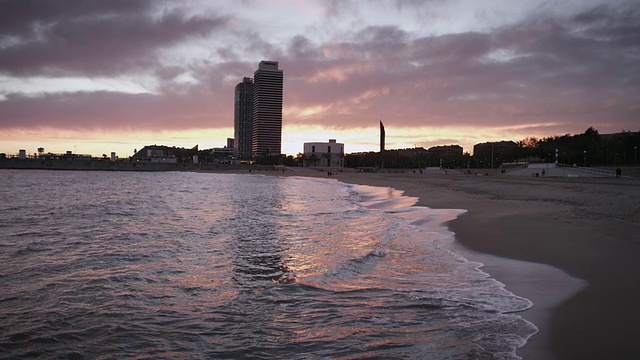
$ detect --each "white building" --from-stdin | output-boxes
[303,139,344,167]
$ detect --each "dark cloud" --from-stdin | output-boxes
[0,1,228,76]
[281,2,640,133]
[0,1,638,139]
[288,35,321,60]
[0,0,149,36]
[0,60,251,131]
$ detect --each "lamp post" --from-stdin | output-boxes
[635,146,637,166]
[583,150,586,167]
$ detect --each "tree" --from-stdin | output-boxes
[282,155,296,166]
[584,126,599,142]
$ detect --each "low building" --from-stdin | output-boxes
[394,147,429,157]
[473,141,518,169]
[473,141,517,157]
[37,151,92,161]
[473,141,518,168]
[303,139,344,167]
[211,147,235,162]
[427,145,463,157]
[132,145,199,163]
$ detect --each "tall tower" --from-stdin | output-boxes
[252,60,283,157]
[380,121,385,152]
[234,77,253,160]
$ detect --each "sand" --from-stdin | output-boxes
[266,168,640,359]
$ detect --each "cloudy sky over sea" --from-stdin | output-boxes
[1,0,638,156]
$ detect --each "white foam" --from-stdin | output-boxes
[346,181,545,359]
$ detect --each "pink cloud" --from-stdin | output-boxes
[1,0,638,147]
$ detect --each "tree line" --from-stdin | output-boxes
[344,128,640,169]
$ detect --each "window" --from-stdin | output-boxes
[328,146,331,153]
[312,146,315,153]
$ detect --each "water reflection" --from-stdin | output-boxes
[225,176,295,287]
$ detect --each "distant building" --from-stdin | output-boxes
[473,141,517,157]
[37,151,91,161]
[234,77,253,160]
[473,141,517,155]
[252,61,283,157]
[425,145,464,167]
[427,145,463,157]
[473,141,518,168]
[394,147,428,157]
[380,121,385,152]
[210,146,235,162]
[132,145,199,163]
[303,139,344,167]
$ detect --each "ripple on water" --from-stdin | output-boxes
[0,170,536,359]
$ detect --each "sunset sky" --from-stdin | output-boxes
[1,0,638,157]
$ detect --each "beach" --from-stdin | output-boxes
[281,168,640,359]
[3,166,637,358]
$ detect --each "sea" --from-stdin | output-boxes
[0,170,537,359]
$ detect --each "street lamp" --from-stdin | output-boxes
[635,146,637,166]
[583,150,587,167]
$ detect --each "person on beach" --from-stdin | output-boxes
[616,168,621,177]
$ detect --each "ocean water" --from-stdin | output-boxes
[0,170,536,359]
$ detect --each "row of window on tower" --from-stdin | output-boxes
[233,61,283,160]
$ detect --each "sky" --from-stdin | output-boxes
[1,0,638,157]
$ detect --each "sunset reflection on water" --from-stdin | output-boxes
[0,170,535,359]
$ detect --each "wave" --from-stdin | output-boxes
[0,170,539,359]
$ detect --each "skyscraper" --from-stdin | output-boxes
[252,61,283,157]
[234,77,253,160]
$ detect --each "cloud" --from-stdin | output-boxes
[0,74,235,131]
[0,0,638,144]
[0,0,229,77]
[282,1,640,133]
[0,0,149,35]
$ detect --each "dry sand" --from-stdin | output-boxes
[266,168,640,360]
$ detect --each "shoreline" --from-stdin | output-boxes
[321,170,640,359]
[4,167,639,358]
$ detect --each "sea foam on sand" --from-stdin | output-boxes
[350,181,587,359]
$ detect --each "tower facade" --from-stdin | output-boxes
[234,77,254,160]
[380,121,385,152]
[252,61,283,157]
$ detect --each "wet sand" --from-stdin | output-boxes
[280,168,640,359]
